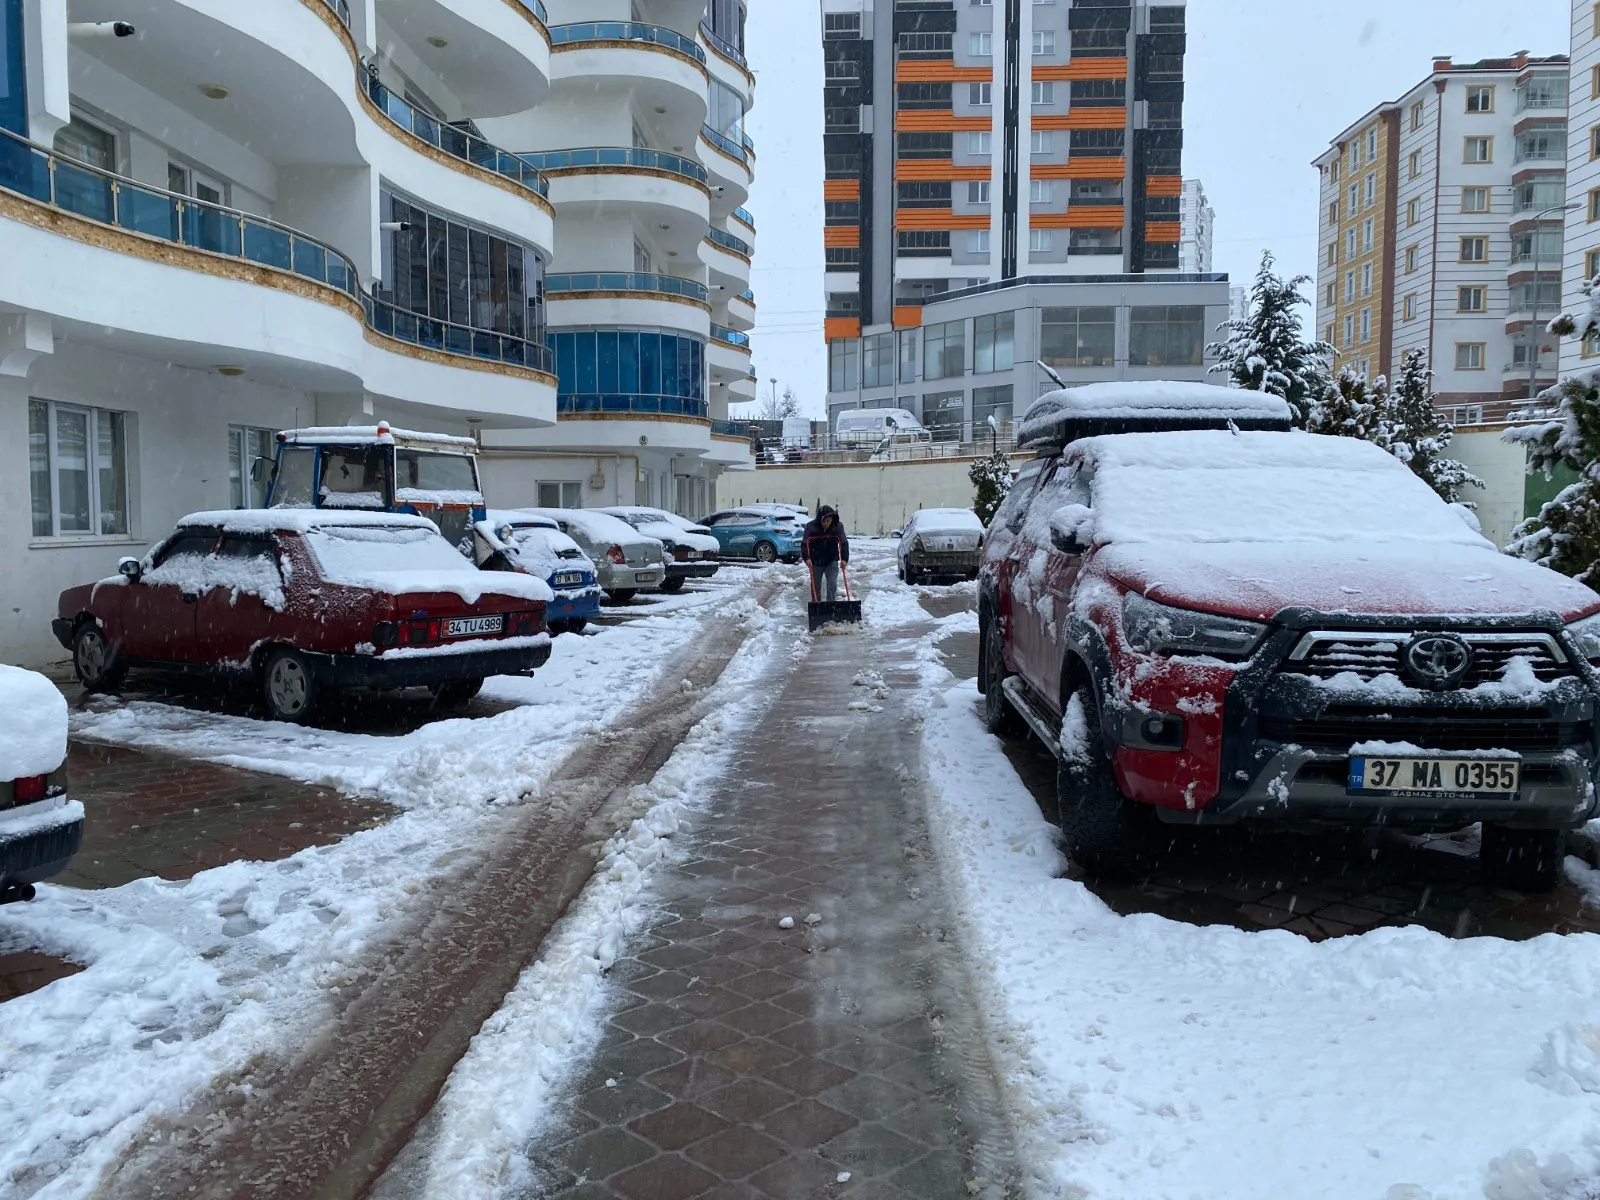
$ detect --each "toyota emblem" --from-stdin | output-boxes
[1403,634,1473,690]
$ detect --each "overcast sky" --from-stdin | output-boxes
[743,1,1573,418]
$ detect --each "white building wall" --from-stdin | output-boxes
[1179,178,1212,273]
[1564,0,1600,376]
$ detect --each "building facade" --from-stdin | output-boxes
[0,0,755,666]
[1179,177,1212,273]
[1562,0,1600,376]
[1313,52,1568,421]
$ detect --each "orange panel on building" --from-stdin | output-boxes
[824,179,860,201]
[895,110,993,132]
[1145,221,1182,243]
[896,208,990,231]
[895,160,992,181]
[1032,59,1128,81]
[824,317,861,340]
[892,306,923,329]
[1032,109,1127,131]
[823,225,860,248]
[895,61,994,83]
[1031,208,1125,229]
[1030,158,1127,180]
[1145,175,1183,198]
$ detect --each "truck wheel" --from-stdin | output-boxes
[1480,824,1564,891]
[1056,684,1154,878]
[72,622,126,692]
[905,565,921,586]
[432,678,484,707]
[262,649,319,724]
[754,541,778,563]
[981,611,1023,737]
[658,576,686,594]
[605,588,638,603]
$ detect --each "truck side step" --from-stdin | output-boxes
[1001,676,1062,758]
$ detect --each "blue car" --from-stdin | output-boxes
[698,508,805,564]
[473,513,603,634]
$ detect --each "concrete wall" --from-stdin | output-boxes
[718,458,983,536]
[1453,426,1529,549]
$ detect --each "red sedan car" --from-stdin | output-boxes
[53,511,553,722]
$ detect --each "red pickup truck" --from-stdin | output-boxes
[980,384,1600,890]
[53,511,553,722]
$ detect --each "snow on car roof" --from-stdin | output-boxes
[908,508,983,531]
[1018,382,1293,448]
[515,507,662,547]
[0,664,67,782]
[177,510,441,534]
[278,424,477,449]
[483,510,559,530]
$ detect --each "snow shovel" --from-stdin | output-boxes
[808,562,862,631]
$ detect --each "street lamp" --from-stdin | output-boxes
[769,377,778,412]
[1527,203,1580,403]
[986,413,998,456]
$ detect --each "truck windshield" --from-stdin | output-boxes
[396,451,480,497]
[271,447,316,507]
[320,445,389,509]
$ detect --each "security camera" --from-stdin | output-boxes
[68,21,136,38]
[379,221,413,232]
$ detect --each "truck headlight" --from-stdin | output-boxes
[1567,611,1600,665]
[1122,594,1266,661]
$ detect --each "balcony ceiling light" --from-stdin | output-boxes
[197,83,229,100]
[215,365,245,376]
[655,106,667,114]
[427,36,448,48]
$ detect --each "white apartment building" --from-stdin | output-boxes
[1563,0,1600,376]
[0,0,754,667]
[1179,178,1213,273]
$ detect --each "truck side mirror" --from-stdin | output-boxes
[249,455,271,483]
[118,556,142,582]
[1049,504,1093,555]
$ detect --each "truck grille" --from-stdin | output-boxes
[1282,632,1571,686]
[1259,706,1590,753]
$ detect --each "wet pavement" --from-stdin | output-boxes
[517,601,1016,1199]
[0,948,83,1002]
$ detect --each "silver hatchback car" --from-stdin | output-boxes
[517,508,667,601]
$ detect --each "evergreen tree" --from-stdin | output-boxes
[1207,250,1334,426]
[1305,367,1392,445]
[970,448,1012,526]
[1385,349,1483,504]
[1506,375,1600,581]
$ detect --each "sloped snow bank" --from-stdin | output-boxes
[1,664,68,781]
[921,677,1600,1200]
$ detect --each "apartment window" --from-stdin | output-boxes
[1405,245,1419,272]
[229,425,276,509]
[970,31,992,56]
[1030,228,1053,252]
[862,333,895,388]
[1462,186,1489,213]
[969,82,992,105]
[1455,342,1486,370]
[1411,100,1425,130]
[1464,136,1492,163]
[1344,270,1355,304]
[1589,248,1600,280]
[1593,126,1600,160]
[1327,243,1336,267]
[1343,314,1354,347]
[1031,82,1055,105]
[52,114,117,172]
[1348,183,1359,215]
[1459,236,1487,263]
[1466,85,1494,113]
[1366,128,1377,162]
[1346,229,1357,261]
[1032,30,1055,54]
[1041,306,1116,367]
[899,329,919,383]
[1329,200,1339,225]
[973,384,1013,429]
[966,229,990,253]
[968,181,991,205]
[829,338,860,391]
[1360,308,1372,342]
[1331,160,1341,183]
[1364,173,1376,207]
[969,131,992,154]
[1349,143,1358,172]
[1587,328,1600,360]
[923,320,966,380]
[973,311,1015,373]
[28,399,129,538]
[1458,286,1486,313]
[1031,130,1053,154]
[534,481,582,509]
[1591,188,1600,222]
[1030,179,1053,203]
[1363,217,1374,253]
[1409,150,1421,179]
[1129,306,1205,367]
[1325,282,1335,307]
[1407,198,1421,226]
[1361,262,1373,298]
[1325,324,1336,345]
[1403,293,1417,320]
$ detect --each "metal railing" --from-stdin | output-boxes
[1517,93,1565,112]
[1514,142,1564,164]
[0,126,361,298]
[547,22,705,64]
[319,0,351,26]
[558,394,709,418]
[705,227,751,256]
[365,77,550,197]
[546,271,710,303]
[364,296,554,372]
[732,206,755,230]
[516,145,707,184]
[515,0,549,22]
[742,131,755,156]
[700,124,748,163]
[711,419,750,438]
[736,288,755,304]
[698,22,748,68]
[710,324,750,347]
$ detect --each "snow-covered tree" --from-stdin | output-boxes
[1386,350,1483,504]
[1306,367,1391,445]
[1505,375,1600,581]
[1207,250,1334,426]
[970,448,1012,526]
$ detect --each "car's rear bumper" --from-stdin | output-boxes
[50,617,74,649]
[548,592,602,621]
[600,568,666,590]
[907,550,981,574]
[1,803,84,889]
[667,563,720,580]
[310,640,553,689]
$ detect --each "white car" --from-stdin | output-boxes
[1,664,82,903]
[516,508,667,601]
[897,508,985,585]
[598,507,721,594]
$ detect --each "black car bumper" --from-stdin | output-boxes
[1,809,84,889]
[907,550,981,575]
[307,640,553,690]
[667,562,720,581]
[50,618,74,650]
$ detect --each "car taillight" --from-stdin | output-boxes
[399,619,442,645]
[674,547,692,562]
[510,608,545,636]
[372,621,399,648]
[607,545,626,564]
[13,775,47,804]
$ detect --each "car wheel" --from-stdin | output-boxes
[564,618,588,635]
[432,678,485,707]
[1480,824,1564,891]
[658,576,686,594]
[753,541,779,563]
[896,563,905,581]
[1056,684,1156,878]
[262,649,319,724]
[981,612,1023,737]
[72,622,126,693]
[906,565,921,586]
[606,589,638,603]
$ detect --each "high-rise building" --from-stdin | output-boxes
[1179,178,1213,273]
[820,0,1189,340]
[1313,53,1568,421]
[1562,0,1600,377]
[0,0,756,666]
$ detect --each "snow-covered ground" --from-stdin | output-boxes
[0,569,779,1198]
[868,569,1600,1200]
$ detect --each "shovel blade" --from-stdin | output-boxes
[808,601,863,631]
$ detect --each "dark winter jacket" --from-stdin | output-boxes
[802,506,850,569]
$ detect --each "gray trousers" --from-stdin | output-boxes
[811,561,840,602]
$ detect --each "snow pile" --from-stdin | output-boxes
[1019,381,1292,444]
[305,525,552,604]
[0,665,68,780]
[475,518,596,589]
[905,508,984,535]
[516,508,661,555]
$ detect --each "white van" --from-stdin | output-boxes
[781,417,813,449]
[835,408,929,447]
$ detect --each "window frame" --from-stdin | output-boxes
[1465,85,1495,113]
[28,398,132,540]
[1454,342,1486,371]
[1459,235,1487,263]
[1457,285,1486,313]
[1128,305,1205,368]
[1463,135,1493,164]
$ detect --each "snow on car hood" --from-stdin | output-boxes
[0,664,67,781]
[305,526,553,604]
[637,521,719,553]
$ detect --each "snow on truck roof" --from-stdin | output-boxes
[277,423,478,449]
[177,510,441,534]
[1018,382,1293,449]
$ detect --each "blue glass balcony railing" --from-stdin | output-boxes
[698,22,748,68]
[547,22,706,64]
[710,324,750,347]
[516,146,707,185]
[319,0,351,26]
[705,227,752,257]
[558,394,710,419]
[711,419,750,438]
[736,289,755,303]
[546,272,710,304]
[700,124,748,164]
[0,126,361,298]
[732,206,755,230]
[742,131,755,156]
[515,0,549,23]
[365,78,550,198]
[364,296,554,373]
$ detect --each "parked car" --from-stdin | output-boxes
[698,508,805,563]
[1,665,82,903]
[979,414,1600,891]
[518,508,667,602]
[473,512,602,634]
[897,508,984,584]
[599,508,720,593]
[53,510,553,722]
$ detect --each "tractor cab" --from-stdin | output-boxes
[263,421,486,553]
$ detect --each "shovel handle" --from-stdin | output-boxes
[809,562,819,603]
[841,562,852,601]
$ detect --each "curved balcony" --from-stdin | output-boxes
[732,207,756,235]
[364,297,554,374]
[546,23,709,145]
[369,0,552,117]
[558,395,708,419]
[699,125,752,206]
[729,371,759,401]
[699,22,755,107]
[366,80,550,201]
[546,271,711,337]
[706,418,756,470]
[703,227,752,289]
[519,147,709,250]
[726,288,756,331]
[708,324,752,378]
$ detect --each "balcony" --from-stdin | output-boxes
[364,297,553,374]
[733,207,756,233]
[712,419,750,437]
[547,272,709,304]
[699,125,752,206]
[365,79,549,201]
[557,394,708,419]
[701,125,749,166]
[518,146,706,185]
[546,271,710,337]
[545,23,710,145]
[711,324,751,348]
[699,22,748,69]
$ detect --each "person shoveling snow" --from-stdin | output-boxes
[802,505,861,630]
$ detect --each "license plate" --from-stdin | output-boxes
[554,571,585,588]
[637,571,662,583]
[936,537,960,550]
[446,615,503,638]
[1348,756,1520,797]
